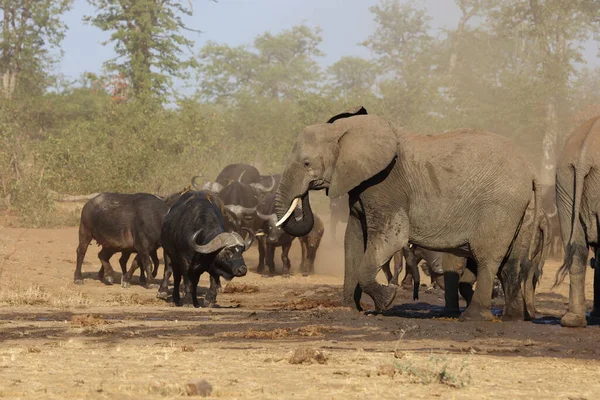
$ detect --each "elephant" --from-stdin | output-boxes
[384,207,548,320]
[555,115,600,327]
[329,195,349,243]
[541,186,562,259]
[255,193,325,276]
[274,106,541,321]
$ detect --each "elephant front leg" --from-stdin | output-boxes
[459,260,497,322]
[357,246,401,312]
[342,213,365,310]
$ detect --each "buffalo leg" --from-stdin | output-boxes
[266,244,276,277]
[206,274,221,306]
[257,236,266,275]
[157,253,171,299]
[300,239,309,276]
[172,264,183,306]
[74,229,93,285]
[189,269,202,308]
[150,250,160,278]
[98,247,116,285]
[281,242,292,277]
[308,234,322,275]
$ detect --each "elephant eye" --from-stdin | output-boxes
[303,160,310,168]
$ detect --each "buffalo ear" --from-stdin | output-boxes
[328,114,397,199]
[326,106,368,124]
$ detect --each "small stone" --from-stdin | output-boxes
[377,364,397,378]
[185,380,213,397]
[289,347,328,365]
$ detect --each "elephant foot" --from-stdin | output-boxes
[501,312,524,322]
[371,284,398,312]
[156,290,168,300]
[560,311,587,327]
[458,306,493,322]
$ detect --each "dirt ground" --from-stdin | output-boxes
[1,217,600,399]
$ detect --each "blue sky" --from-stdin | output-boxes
[58,0,598,88]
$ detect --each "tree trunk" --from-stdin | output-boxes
[540,96,559,186]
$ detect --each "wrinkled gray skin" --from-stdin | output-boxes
[391,247,445,289]
[555,116,600,327]
[329,195,349,243]
[275,107,540,321]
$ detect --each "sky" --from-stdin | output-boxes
[58,0,598,89]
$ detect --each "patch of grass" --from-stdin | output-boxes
[222,327,291,339]
[104,293,163,307]
[0,284,90,309]
[69,314,111,334]
[276,298,341,310]
[220,325,340,340]
[146,382,187,397]
[392,354,472,388]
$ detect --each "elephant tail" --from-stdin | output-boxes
[535,211,551,286]
[528,179,541,261]
[554,116,600,286]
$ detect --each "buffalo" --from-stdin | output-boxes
[160,191,254,307]
[74,192,169,287]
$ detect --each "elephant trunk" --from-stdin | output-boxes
[275,165,314,237]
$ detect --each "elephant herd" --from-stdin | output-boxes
[274,106,600,327]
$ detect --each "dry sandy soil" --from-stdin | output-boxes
[1,216,600,399]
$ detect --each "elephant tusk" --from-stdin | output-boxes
[276,197,300,227]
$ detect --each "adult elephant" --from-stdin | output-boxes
[274,106,540,321]
[555,116,600,328]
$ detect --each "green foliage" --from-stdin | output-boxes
[85,0,201,101]
[197,25,324,103]
[0,3,598,226]
[0,0,73,98]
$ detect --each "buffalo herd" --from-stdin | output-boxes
[73,163,325,308]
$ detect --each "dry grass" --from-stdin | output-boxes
[275,298,341,310]
[103,292,164,307]
[219,325,340,339]
[0,284,90,308]
[390,354,472,388]
[223,283,260,294]
[69,314,111,334]
[146,382,187,397]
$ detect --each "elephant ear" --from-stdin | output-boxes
[328,114,398,199]
[326,106,368,124]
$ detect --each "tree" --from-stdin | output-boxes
[362,0,444,130]
[327,56,378,98]
[490,0,599,184]
[197,25,323,103]
[0,0,72,98]
[85,0,204,101]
